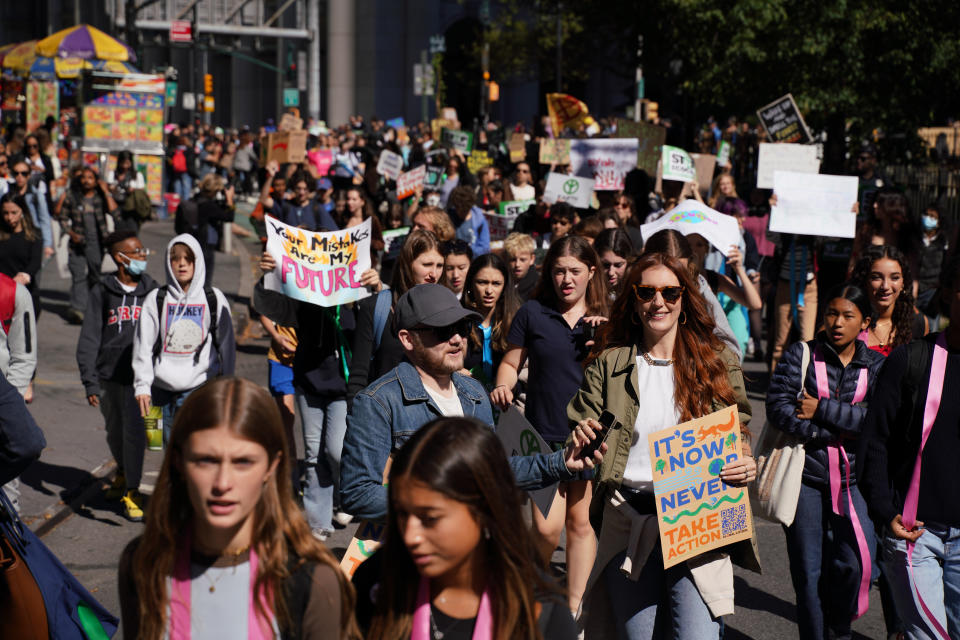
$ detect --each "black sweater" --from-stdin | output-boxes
[346,292,405,407]
[858,333,960,528]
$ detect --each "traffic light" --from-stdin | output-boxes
[644,100,659,123]
[203,73,213,95]
[488,81,499,102]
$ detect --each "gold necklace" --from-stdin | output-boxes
[202,563,239,593]
[641,351,674,366]
[872,320,894,346]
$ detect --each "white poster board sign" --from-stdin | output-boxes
[661,145,696,183]
[396,165,427,199]
[543,172,594,208]
[769,171,858,239]
[640,199,741,257]
[569,139,639,190]
[484,212,521,242]
[376,150,404,180]
[496,407,557,518]
[756,143,820,189]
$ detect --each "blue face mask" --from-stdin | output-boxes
[922,215,938,231]
[122,254,148,275]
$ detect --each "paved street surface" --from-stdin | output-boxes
[23,210,886,639]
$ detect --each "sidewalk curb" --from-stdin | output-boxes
[31,459,116,538]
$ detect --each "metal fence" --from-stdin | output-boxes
[884,165,960,224]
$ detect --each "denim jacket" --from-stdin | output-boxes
[340,362,574,522]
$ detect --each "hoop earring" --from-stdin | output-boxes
[679,311,687,325]
[631,311,643,325]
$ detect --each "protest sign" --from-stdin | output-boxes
[769,171,858,238]
[648,405,753,568]
[691,153,717,197]
[757,93,813,144]
[278,113,303,132]
[425,165,444,187]
[640,199,741,257]
[339,457,392,578]
[307,149,334,177]
[660,145,696,183]
[496,407,557,518]
[498,199,536,217]
[382,226,410,262]
[716,141,731,168]
[441,107,458,122]
[484,212,520,242]
[260,130,307,165]
[509,132,527,162]
[396,165,427,199]
[756,143,820,189]
[467,149,494,174]
[543,172,594,208]
[441,128,474,154]
[569,139,639,190]
[430,118,455,141]
[264,216,373,307]
[539,138,572,165]
[614,118,667,176]
[385,116,405,129]
[376,149,404,180]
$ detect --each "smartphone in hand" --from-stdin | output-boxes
[578,410,618,460]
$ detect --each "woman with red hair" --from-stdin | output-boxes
[568,253,760,639]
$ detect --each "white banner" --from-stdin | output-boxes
[640,199,741,257]
[756,143,820,189]
[660,145,696,183]
[569,139,639,190]
[769,171,858,238]
[543,172,594,208]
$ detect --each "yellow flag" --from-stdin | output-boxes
[546,93,596,136]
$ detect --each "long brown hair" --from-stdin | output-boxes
[368,417,552,640]
[461,253,520,353]
[0,191,38,242]
[131,377,360,640]
[389,228,441,301]
[851,244,919,349]
[591,253,739,424]
[533,234,608,316]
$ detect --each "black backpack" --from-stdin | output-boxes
[152,287,220,367]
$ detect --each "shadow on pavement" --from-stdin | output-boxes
[20,459,96,503]
[733,575,796,622]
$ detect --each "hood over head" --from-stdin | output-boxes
[165,233,206,300]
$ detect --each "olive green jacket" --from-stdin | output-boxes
[567,342,761,573]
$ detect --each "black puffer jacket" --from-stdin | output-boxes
[766,335,885,488]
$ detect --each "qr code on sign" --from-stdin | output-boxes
[721,504,747,537]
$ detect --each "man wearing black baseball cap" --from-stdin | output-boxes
[340,283,605,522]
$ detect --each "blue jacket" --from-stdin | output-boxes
[766,336,885,488]
[340,362,574,521]
[452,206,490,256]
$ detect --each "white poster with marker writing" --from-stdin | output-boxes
[569,139,639,190]
[543,172,594,208]
[640,199,741,257]
[769,171,858,239]
[756,143,820,189]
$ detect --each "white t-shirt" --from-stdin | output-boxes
[424,384,464,417]
[622,356,680,491]
[511,183,535,201]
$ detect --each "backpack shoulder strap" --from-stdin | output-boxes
[152,288,167,360]
[204,286,219,355]
[372,288,392,356]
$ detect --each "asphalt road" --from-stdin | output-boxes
[21,212,887,639]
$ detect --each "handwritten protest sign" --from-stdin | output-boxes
[757,93,813,144]
[484,212,520,242]
[509,133,527,162]
[640,199,741,257]
[396,165,427,199]
[539,138,571,165]
[496,407,557,518]
[339,457,392,578]
[264,216,373,307]
[498,199,536,217]
[543,172,594,208]
[441,128,474,154]
[569,139,639,190]
[661,146,696,183]
[769,171,858,238]
[307,149,334,177]
[614,118,667,176]
[467,149,493,174]
[376,149,404,180]
[691,153,717,198]
[648,405,753,568]
[756,143,820,189]
[430,118,455,141]
[716,141,731,168]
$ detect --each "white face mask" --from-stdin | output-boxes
[425,194,441,207]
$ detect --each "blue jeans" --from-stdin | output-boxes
[881,523,960,639]
[153,386,194,446]
[783,482,876,640]
[172,173,192,202]
[603,548,720,640]
[296,391,348,531]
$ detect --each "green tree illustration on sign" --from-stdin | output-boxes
[655,458,666,475]
[725,433,737,449]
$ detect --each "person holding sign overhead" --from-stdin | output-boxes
[567,252,759,640]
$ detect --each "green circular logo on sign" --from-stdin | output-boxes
[563,179,579,195]
[520,430,542,455]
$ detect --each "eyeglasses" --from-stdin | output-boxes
[120,247,150,257]
[411,319,473,342]
[633,284,685,303]
[25,144,38,149]
[13,171,29,177]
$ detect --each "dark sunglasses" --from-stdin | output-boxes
[633,284,684,303]
[13,170,29,176]
[25,144,38,149]
[411,319,473,342]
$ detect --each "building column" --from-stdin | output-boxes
[307,0,320,121]
[327,0,355,126]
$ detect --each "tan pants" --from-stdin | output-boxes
[771,278,818,371]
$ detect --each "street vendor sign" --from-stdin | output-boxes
[647,405,753,568]
[264,216,372,307]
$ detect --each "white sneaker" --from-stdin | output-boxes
[333,511,354,526]
[312,528,333,542]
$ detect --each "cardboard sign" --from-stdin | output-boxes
[769,171,858,239]
[498,199,536,217]
[467,149,493,174]
[716,141,731,168]
[614,118,667,176]
[495,407,557,518]
[648,405,753,568]
[661,146,696,183]
[430,118,456,142]
[569,139,639,191]
[264,216,373,307]
[757,93,813,144]
[756,143,820,189]
[691,153,717,197]
[376,149,404,180]
[539,138,572,165]
[260,130,307,165]
[640,199,741,257]
[441,128,474,155]
[396,165,427,199]
[509,133,527,162]
[278,113,303,132]
[543,172,594,209]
